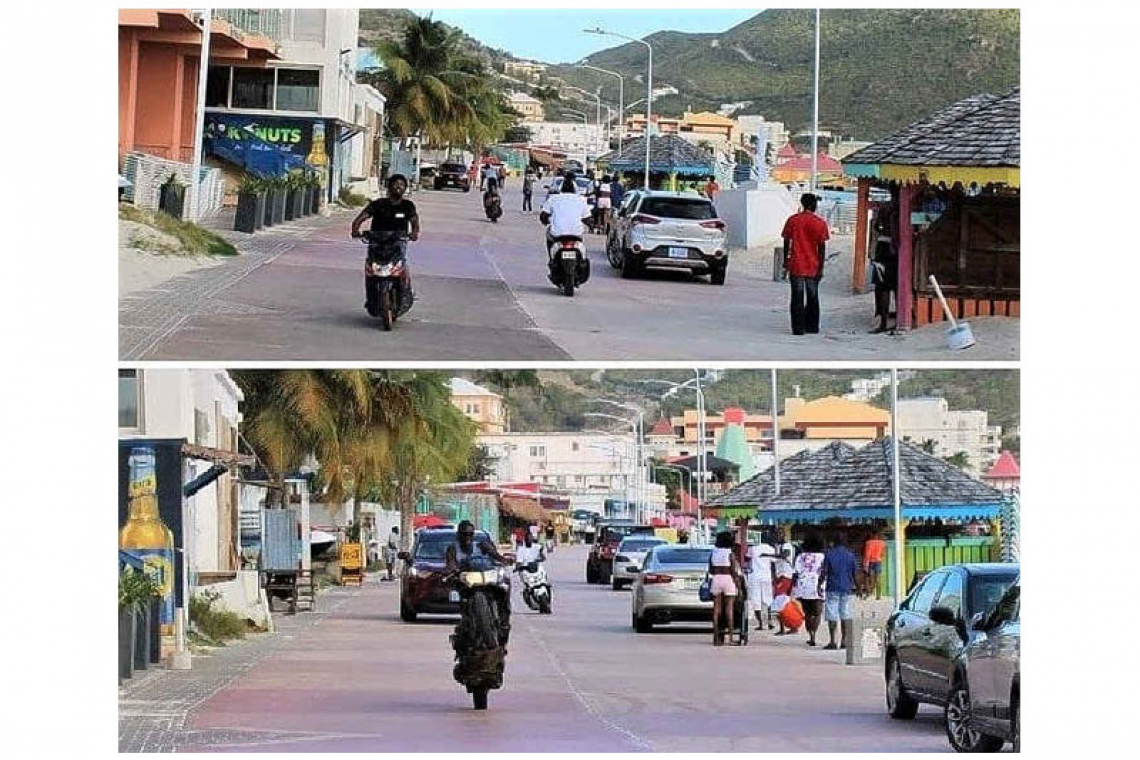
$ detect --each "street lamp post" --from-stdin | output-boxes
[577,63,624,154]
[591,399,646,520]
[584,412,641,519]
[810,8,821,192]
[585,28,652,189]
[188,8,213,221]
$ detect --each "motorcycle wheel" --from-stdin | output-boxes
[472,687,489,710]
[538,597,552,615]
[379,284,394,332]
[562,260,576,297]
[470,592,500,650]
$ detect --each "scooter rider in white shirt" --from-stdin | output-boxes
[514,530,546,567]
[540,174,592,245]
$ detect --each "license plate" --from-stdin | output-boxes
[684,578,702,589]
[561,250,578,259]
[449,591,460,603]
[668,247,689,259]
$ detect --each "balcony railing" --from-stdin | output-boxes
[213,8,285,43]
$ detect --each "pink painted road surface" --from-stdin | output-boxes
[181,546,955,752]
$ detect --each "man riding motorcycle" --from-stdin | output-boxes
[539,174,592,283]
[350,174,420,315]
[482,176,503,222]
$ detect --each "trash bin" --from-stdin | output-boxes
[158,176,186,219]
[846,613,886,666]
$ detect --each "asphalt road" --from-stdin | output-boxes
[121,184,1017,361]
[179,546,954,752]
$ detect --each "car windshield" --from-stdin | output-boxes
[620,539,665,553]
[970,572,1018,614]
[651,547,713,566]
[638,197,715,220]
[414,531,490,560]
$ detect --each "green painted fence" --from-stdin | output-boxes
[878,537,998,598]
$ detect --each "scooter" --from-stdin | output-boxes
[547,235,590,297]
[447,560,512,710]
[359,230,413,331]
[518,560,553,614]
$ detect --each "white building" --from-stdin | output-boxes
[527,121,603,160]
[896,397,1003,476]
[478,432,635,492]
[118,369,245,576]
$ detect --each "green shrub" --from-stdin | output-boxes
[119,566,160,611]
[119,204,238,257]
[189,589,247,642]
[338,186,369,207]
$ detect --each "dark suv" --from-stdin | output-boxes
[885,563,1018,726]
[398,526,493,621]
[434,162,470,192]
[945,577,1020,752]
[586,521,655,585]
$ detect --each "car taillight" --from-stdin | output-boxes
[642,573,673,584]
[631,214,660,225]
[700,220,726,230]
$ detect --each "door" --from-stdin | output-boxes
[972,581,1020,720]
[925,569,966,699]
[894,571,946,696]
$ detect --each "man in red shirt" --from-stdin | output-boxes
[781,194,830,335]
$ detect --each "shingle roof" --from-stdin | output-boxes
[609,133,716,175]
[842,88,1019,168]
[706,441,856,508]
[761,438,1003,512]
[984,450,1020,479]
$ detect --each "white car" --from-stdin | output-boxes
[611,535,669,590]
[544,175,593,200]
[606,191,729,284]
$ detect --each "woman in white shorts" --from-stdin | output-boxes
[709,531,742,646]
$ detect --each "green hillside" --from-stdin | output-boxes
[548,8,1019,140]
[462,369,1019,452]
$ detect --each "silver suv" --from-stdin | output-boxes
[606,191,729,284]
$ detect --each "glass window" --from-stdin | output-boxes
[118,370,140,428]
[275,68,319,112]
[652,547,713,566]
[935,571,964,618]
[638,197,716,220]
[986,581,1020,626]
[205,66,231,108]
[970,573,1018,618]
[231,67,275,110]
[908,572,946,614]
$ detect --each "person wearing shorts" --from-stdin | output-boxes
[793,534,826,647]
[708,531,742,646]
[747,538,778,631]
[863,531,886,599]
[821,532,860,650]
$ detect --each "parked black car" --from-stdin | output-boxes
[885,563,1019,724]
[434,162,471,192]
[944,577,1020,752]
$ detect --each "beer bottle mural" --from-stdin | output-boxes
[306,122,329,167]
[119,446,176,634]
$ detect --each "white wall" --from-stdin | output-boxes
[275,8,360,123]
[478,432,636,493]
[718,183,798,249]
[527,121,602,156]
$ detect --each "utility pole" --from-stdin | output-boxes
[810,8,821,193]
[771,368,780,495]
[891,368,904,606]
[188,8,213,221]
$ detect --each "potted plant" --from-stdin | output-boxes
[269,175,288,226]
[158,173,186,219]
[119,567,159,680]
[301,173,316,215]
[234,174,265,234]
[284,171,305,221]
[262,176,277,228]
[308,173,323,215]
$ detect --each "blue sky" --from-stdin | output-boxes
[416,9,761,64]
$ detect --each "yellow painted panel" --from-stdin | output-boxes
[877,164,1020,188]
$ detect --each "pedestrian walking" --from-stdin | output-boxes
[497,164,507,189]
[522,169,536,212]
[781,193,830,335]
[820,532,860,650]
[610,175,625,212]
[792,534,826,646]
[746,536,778,632]
[382,527,400,582]
[708,530,743,646]
[862,530,886,599]
[869,190,898,333]
[705,175,720,201]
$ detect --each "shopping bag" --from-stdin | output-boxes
[778,599,805,631]
[698,574,713,603]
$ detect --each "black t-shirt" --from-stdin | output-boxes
[365,197,418,233]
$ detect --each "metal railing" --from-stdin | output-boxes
[214,8,285,42]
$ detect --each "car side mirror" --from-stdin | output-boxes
[397,551,410,562]
[928,605,956,626]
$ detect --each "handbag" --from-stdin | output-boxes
[698,573,713,603]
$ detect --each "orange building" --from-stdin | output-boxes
[670,407,774,446]
[769,153,846,186]
[780,396,890,440]
[118,10,278,163]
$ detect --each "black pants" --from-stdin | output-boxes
[789,276,821,334]
[523,190,532,211]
